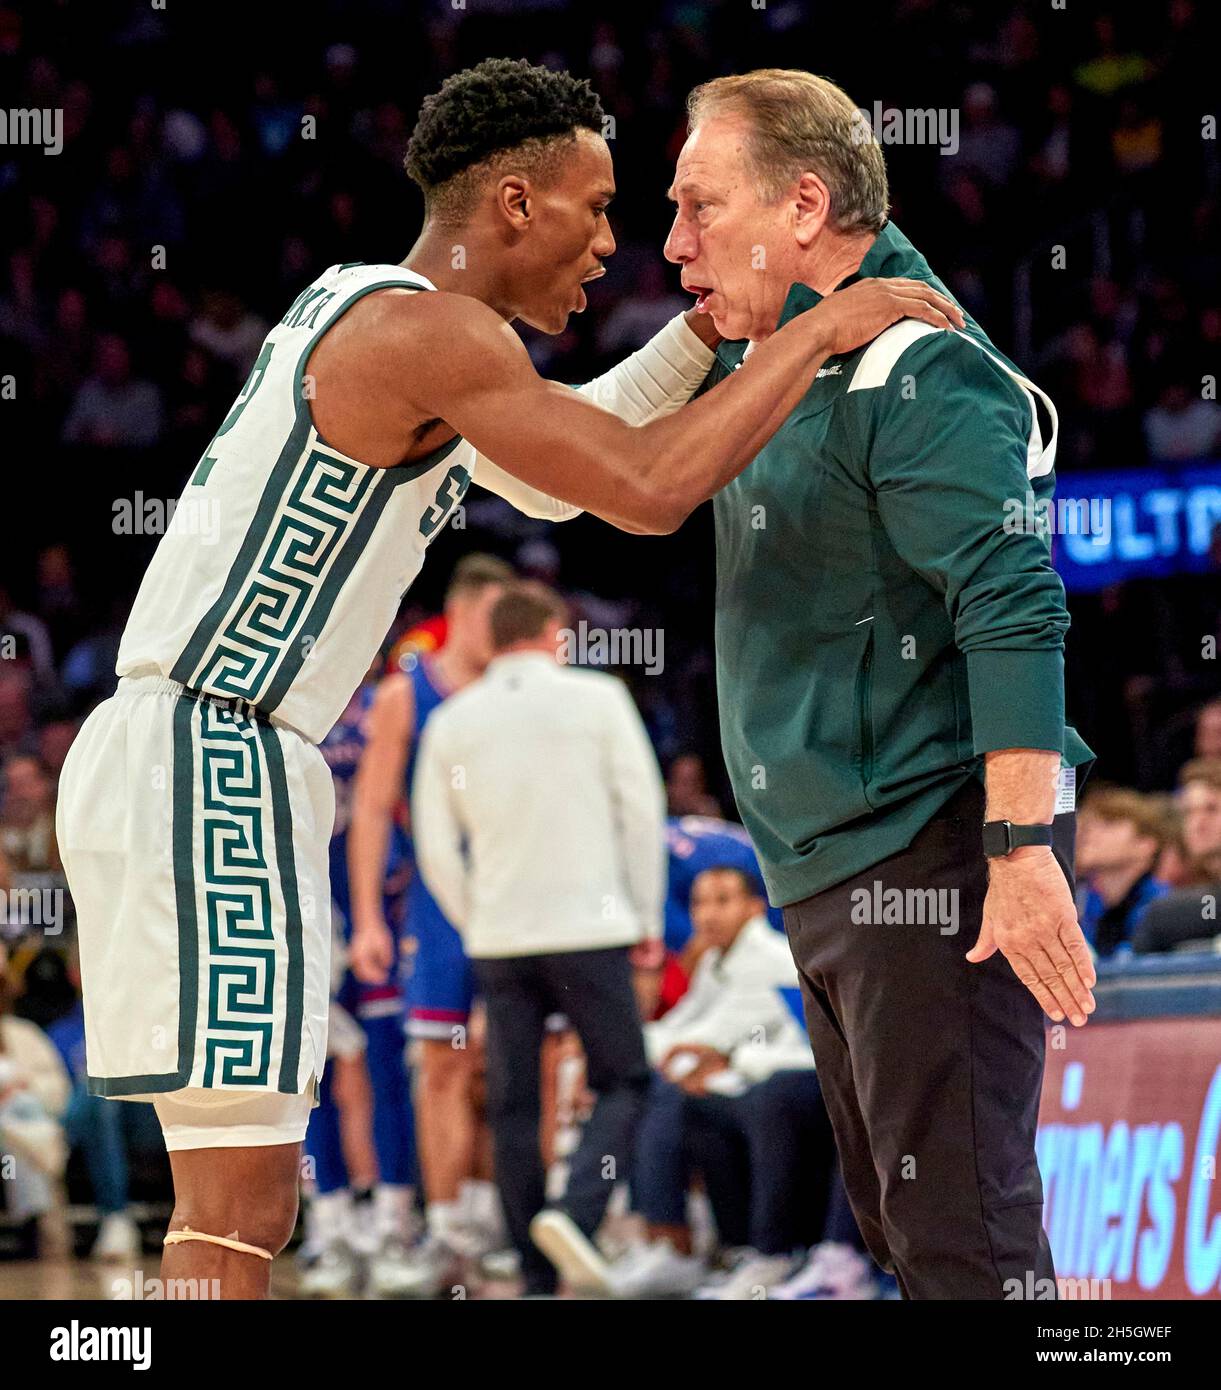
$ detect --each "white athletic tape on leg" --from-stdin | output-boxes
[163,1226,273,1260]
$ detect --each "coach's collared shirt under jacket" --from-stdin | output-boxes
[706,220,1093,907]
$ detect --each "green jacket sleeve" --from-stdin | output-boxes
[861,332,1070,756]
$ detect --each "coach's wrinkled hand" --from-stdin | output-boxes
[965,847,1097,1026]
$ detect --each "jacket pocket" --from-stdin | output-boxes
[853,625,876,802]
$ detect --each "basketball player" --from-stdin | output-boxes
[300,673,418,1296]
[347,554,513,1294]
[55,57,962,1297]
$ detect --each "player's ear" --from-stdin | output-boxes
[793,171,831,248]
[496,174,532,231]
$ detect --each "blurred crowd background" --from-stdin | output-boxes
[1,0,1219,1295]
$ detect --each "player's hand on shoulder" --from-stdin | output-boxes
[811,276,965,357]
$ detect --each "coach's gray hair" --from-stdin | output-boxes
[687,70,889,235]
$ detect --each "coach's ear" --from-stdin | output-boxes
[497,174,533,232]
[793,171,832,248]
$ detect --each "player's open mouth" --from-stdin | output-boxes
[575,268,604,313]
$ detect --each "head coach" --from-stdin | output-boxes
[664,69,1097,1299]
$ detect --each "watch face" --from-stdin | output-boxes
[982,822,1010,857]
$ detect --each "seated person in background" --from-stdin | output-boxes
[1148,794,1194,888]
[0,941,71,1239]
[45,943,164,1261]
[1075,788,1169,959]
[650,815,783,1020]
[1135,758,1221,954]
[589,865,840,1299]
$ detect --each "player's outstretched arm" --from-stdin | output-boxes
[470,309,717,523]
[401,279,963,534]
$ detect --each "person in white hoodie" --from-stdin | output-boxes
[411,581,666,1297]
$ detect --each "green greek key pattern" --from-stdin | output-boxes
[186,448,375,704]
[197,700,278,1086]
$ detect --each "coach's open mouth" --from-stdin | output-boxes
[686,284,714,312]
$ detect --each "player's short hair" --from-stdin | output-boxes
[445,552,515,605]
[1178,757,1221,795]
[687,69,889,234]
[1079,787,1168,846]
[490,581,569,651]
[405,57,606,227]
[693,864,766,900]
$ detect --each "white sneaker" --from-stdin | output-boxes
[91,1212,141,1262]
[370,1234,461,1298]
[529,1210,614,1294]
[607,1239,707,1298]
[769,1241,877,1300]
[299,1242,360,1298]
[695,1250,795,1300]
[370,1237,436,1298]
[690,1246,752,1298]
[478,1246,521,1281]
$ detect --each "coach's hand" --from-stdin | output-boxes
[349,918,395,985]
[966,847,1097,1026]
[812,277,965,357]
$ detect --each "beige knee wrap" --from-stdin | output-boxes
[163,1226,273,1260]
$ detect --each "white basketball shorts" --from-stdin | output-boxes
[57,674,333,1145]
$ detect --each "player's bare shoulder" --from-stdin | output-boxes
[306,286,526,467]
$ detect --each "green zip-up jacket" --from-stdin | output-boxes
[708,221,1093,907]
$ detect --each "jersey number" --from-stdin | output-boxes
[190,341,275,486]
[418,464,471,537]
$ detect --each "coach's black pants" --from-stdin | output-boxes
[474,946,650,1296]
[782,778,1075,1300]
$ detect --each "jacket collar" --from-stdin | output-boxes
[775,220,930,328]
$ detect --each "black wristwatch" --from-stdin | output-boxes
[981,820,1054,858]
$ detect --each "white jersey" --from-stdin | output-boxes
[117,262,471,744]
[117,265,717,745]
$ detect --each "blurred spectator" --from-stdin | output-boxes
[0,940,69,1231]
[1149,794,1196,888]
[665,752,722,819]
[1143,382,1221,461]
[37,720,77,779]
[32,546,81,663]
[1075,788,1169,957]
[596,260,688,357]
[1134,759,1221,954]
[0,668,38,762]
[1175,757,1221,881]
[45,947,163,1261]
[1193,698,1221,760]
[0,754,61,876]
[61,333,162,448]
[954,82,1021,190]
[189,289,268,378]
[0,585,55,684]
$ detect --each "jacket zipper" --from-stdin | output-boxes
[857,628,875,791]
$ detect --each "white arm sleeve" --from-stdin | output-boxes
[470,313,716,520]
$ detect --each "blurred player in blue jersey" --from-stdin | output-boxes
[348,554,512,1294]
[665,814,781,957]
[301,676,419,1296]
